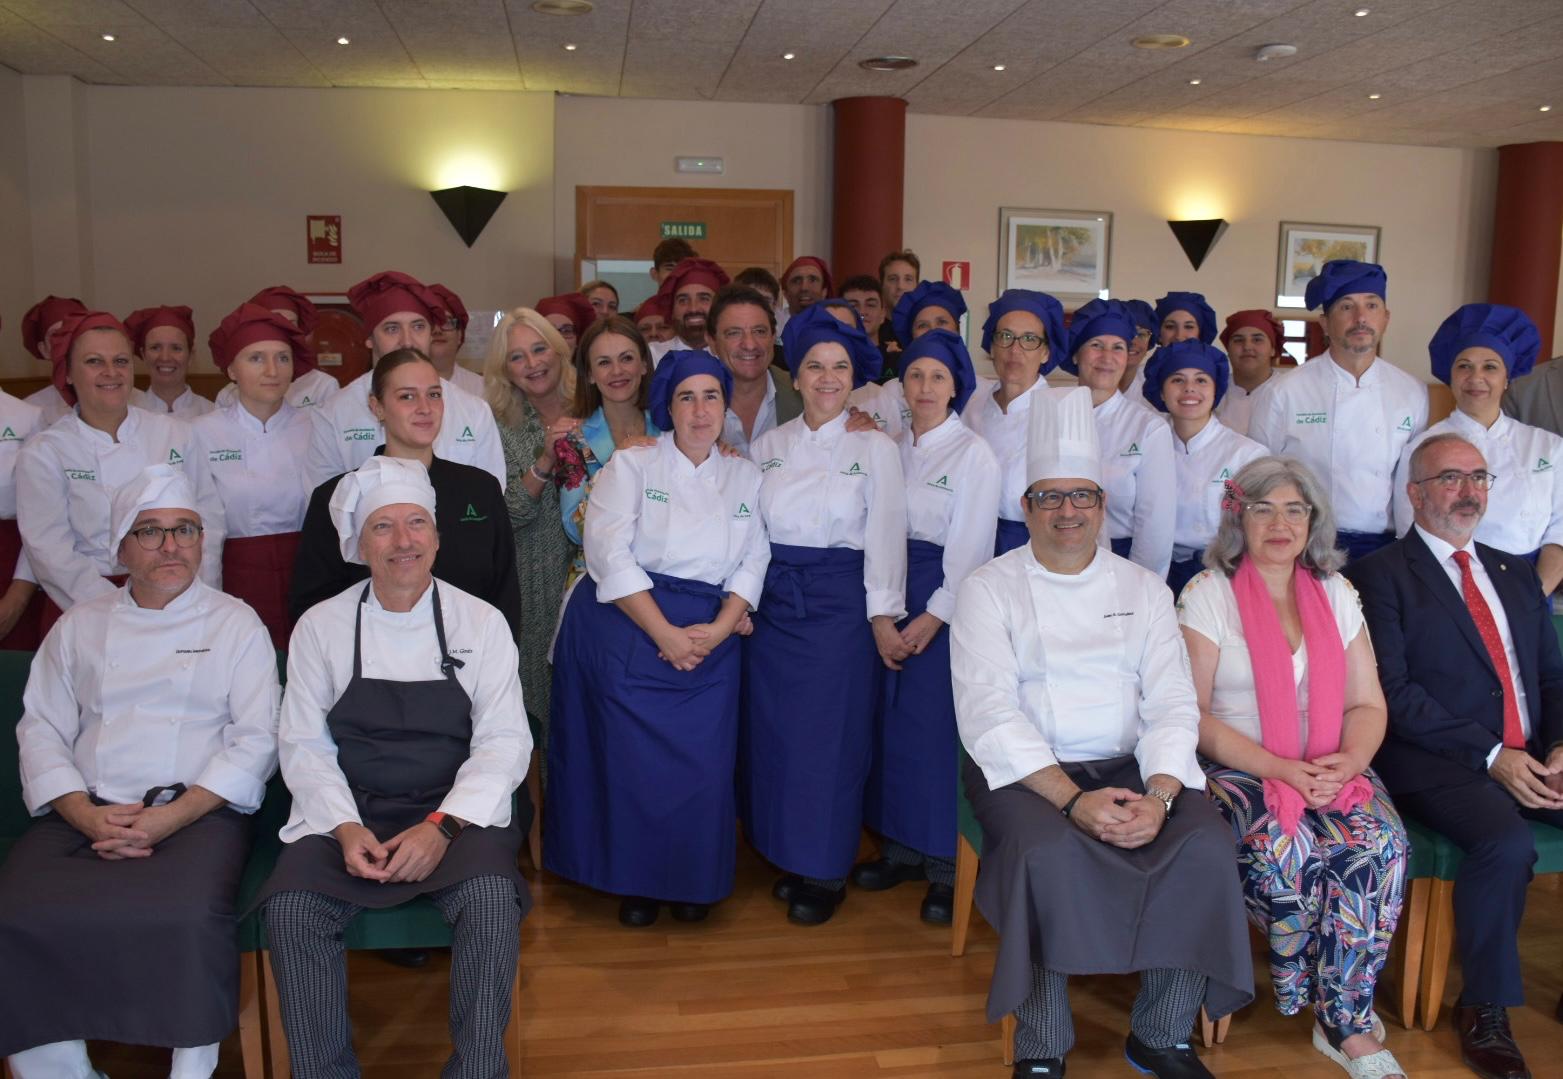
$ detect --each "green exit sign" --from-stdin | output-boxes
[661,221,706,240]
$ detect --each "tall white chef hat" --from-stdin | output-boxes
[328,456,438,564]
[109,464,200,556]
[1025,385,1103,489]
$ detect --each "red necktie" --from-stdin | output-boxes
[1453,549,1525,749]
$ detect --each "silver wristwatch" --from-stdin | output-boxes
[1145,785,1176,820]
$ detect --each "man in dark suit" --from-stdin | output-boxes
[1347,432,1563,1079]
[1502,354,1563,437]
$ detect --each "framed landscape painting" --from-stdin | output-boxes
[1275,222,1381,305]
[999,208,1112,302]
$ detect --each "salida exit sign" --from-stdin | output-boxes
[661,221,706,240]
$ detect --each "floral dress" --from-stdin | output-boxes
[555,407,661,589]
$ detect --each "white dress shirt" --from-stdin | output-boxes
[1414,523,1530,762]
[16,408,225,609]
[18,580,279,814]
[1215,377,1274,438]
[849,378,910,441]
[584,433,769,607]
[187,402,313,538]
[0,390,44,583]
[751,411,908,621]
[304,370,505,492]
[130,385,215,420]
[1249,354,1428,534]
[952,545,1205,791]
[1177,569,1365,746]
[1393,409,1563,557]
[1171,418,1267,561]
[214,368,341,412]
[23,383,72,428]
[1096,391,1177,578]
[649,336,703,368]
[963,378,1037,523]
[722,373,778,460]
[900,414,1000,623]
[278,579,531,842]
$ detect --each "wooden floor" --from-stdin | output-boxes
[93,842,1563,1077]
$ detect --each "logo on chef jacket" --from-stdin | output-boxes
[1213,467,1233,485]
[456,425,475,443]
[1120,443,1141,457]
[733,502,752,519]
[761,458,783,472]
[344,426,377,442]
[0,426,18,442]
[644,487,670,504]
[1536,457,1554,473]
[298,395,315,407]
[65,468,96,481]
[460,503,488,523]
[167,448,183,465]
[1397,416,1414,431]
[928,474,953,492]
[209,448,243,463]
[841,461,867,477]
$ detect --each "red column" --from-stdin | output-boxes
[1488,141,1563,361]
[831,97,905,282]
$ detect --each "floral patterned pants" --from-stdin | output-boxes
[1203,765,1409,1035]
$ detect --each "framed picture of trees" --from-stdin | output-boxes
[1274,221,1381,307]
[997,208,1112,303]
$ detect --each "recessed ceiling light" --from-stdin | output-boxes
[859,55,918,71]
[1368,92,1381,99]
[101,33,116,42]
[1188,77,1202,85]
[336,36,350,46]
[993,64,1006,71]
[782,52,795,61]
[563,43,577,51]
[1354,7,1370,15]
[1541,105,1553,112]
[532,0,593,13]
[1131,34,1191,50]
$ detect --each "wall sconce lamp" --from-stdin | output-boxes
[431,185,508,247]
[1167,218,1229,271]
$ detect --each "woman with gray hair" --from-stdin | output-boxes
[1177,455,1409,1079]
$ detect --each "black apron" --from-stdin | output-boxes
[255,583,528,912]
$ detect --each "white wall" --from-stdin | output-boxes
[905,113,1498,380]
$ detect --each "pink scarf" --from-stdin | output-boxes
[1231,558,1371,835]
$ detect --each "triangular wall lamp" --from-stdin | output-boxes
[1167,218,1229,271]
[431,186,508,247]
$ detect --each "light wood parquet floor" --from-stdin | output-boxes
[92,840,1563,1077]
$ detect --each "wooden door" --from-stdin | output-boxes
[574,186,794,289]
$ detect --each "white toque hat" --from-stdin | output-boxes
[1025,385,1103,488]
[109,464,199,556]
[328,456,438,564]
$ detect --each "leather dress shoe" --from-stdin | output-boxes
[920,882,954,925]
[772,873,803,902]
[618,896,660,927]
[850,857,926,891]
[668,902,710,923]
[1013,1059,1065,1077]
[786,882,846,926]
[1123,1032,1214,1078]
[378,948,429,969]
[1452,1004,1531,1079]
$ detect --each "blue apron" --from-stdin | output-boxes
[1110,536,1133,559]
[995,517,1029,556]
[741,543,876,880]
[864,539,955,860]
[1337,529,1394,561]
[546,571,740,904]
[1166,552,1206,597]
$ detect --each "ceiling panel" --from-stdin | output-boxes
[714,0,891,105]
[505,0,627,96]
[618,0,763,100]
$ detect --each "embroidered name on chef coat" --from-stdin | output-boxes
[1295,411,1328,425]
[344,426,377,442]
[65,468,96,481]
[645,487,670,504]
[209,449,243,463]
[761,458,783,472]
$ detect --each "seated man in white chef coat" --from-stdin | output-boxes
[0,464,280,1079]
[256,456,532,1079]
[951,387,1251,1079]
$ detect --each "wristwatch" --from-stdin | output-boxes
[1144,785,1177,820]
[425,812,465,840]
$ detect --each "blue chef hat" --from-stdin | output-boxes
[1428,303,1542,385]
[980,289,1067,376]
[1153,291,1218,345]
[1061,298,1138,375]
[649,349,733,432]
[1124,299,1157,335]
[900,328,978,415]
[891,280,968,348]
[1304,259,1387,312]
[1141,339,1231,413]
[780,302,882,388]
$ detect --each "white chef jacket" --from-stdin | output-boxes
[951,545,1204,791]
[1096,391,1177,578]
[1248,354,1428,534]
[0,390,44,583]
[723,373,780,460]
[17,579,279,815]
[130,385,215,420]
[187,402,313,538]
[1171,418,1267,561]
[213,368,342,412]
[23,383,72,428]
[448,364,485,397]
[278,578,531,842]
[1214,378,1274,437]
[1392,409,1563,558]
[1122,364,1158,411]
[964,378,1038,523]
[584,433,769,607]
[16,408,225,609]
[649,336,702,368]
[751,411,908,621]
[849,378,911,441]
[304,370,506,492]
[900,413,1000,623]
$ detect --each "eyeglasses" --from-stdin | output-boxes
[128,523,203,550]
[991,329,1046,351]
[1413,469,1497,491]
[1243,501,1312,524]
[1026,488,1103,510]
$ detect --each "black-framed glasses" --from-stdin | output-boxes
[1026,488,1103,510]
[1413,469,1497,491]
[991,329,1046,351]
[128,523,203,550]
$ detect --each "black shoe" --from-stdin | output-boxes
[1013,1061,1065,1077]
[1124,1032,1214,1078]
[618,896,660,927]
[378,948,428,969]
[787,882,846,926]
[668,902,710,923]
[772,873,803,902]
[1453,1003,1531,1079]
[920,882,954,925]
[850,857,926,891]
